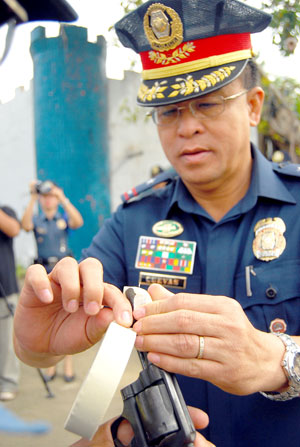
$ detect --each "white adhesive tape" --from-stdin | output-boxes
[64,321,136,440]
[64,287,152,441]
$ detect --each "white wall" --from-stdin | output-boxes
[108,71,168,211]
[0,86,37,267]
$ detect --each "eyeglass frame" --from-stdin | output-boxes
[146,89,249,126]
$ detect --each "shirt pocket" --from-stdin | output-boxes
[234,259,300,333]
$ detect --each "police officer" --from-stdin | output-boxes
[22,179,83,381]
[12,1,300,446]
[22,180,83,273]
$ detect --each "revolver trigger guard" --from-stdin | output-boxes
[111,416,130,447]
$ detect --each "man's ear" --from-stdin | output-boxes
[247,87,264,127]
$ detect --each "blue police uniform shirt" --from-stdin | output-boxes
[82,145,300,447]
[0,206,19,297]
[33,211,70,260]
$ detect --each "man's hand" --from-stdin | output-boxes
[132,284,287,396]
[70,407,215,447]
[13,257,133,368]
[51,184,66,203]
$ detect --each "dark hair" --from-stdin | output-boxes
[240,59,261,90]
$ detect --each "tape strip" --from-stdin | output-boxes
[64,322,136,440]
[64,287,152,440]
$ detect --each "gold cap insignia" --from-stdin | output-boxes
[143,3,183,52]
[252,217,286,262]
[152,220,184,237]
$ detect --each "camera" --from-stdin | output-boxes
[35,180,53,195]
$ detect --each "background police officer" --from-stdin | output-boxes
[22,179,83,382]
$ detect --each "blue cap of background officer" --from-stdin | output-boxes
[114,0,272,107]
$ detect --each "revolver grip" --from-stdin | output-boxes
[112,362,196,446]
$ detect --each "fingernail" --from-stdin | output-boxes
[148,353,160,364]
[133,307,145,319]
[86,301,100,315]
[121,311,132,326]
[67,299,78,313]
[40,289,52,303]
[135,336,143,349]
[133,321,142,333]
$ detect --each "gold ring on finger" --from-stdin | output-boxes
[197,336,205,359]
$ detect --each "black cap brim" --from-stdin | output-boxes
[137,59,248,106]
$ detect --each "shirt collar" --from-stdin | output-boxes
[41,210,61,221]
[165,144,296,219]
[251,145,296,203]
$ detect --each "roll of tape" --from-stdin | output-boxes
[64,287,152,440]
[64,321,136,440]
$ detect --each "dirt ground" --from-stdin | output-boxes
[1,342,141,447]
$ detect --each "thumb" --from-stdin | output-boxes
[147,283,174,301]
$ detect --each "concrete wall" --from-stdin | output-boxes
[0,71,168,267]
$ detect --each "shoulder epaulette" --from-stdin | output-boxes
[272,161,300,177]
[121,168,178,203]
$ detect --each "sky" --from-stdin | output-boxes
[0,0,299,103]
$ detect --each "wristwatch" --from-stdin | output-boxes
[260,333,300,401]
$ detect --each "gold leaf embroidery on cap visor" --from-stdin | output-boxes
[138,66,236,102]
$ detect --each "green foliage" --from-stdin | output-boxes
[120,0,146,14]
[271,76,300,115]
[261,0,300,56]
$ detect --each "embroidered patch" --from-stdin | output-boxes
[152,220,184,237]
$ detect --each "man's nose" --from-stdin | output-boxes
[176,107,206,137]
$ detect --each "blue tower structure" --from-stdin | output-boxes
[30,25,110,261]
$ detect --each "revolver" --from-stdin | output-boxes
[111,287,196,447]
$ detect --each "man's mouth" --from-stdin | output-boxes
[181,148,211,162]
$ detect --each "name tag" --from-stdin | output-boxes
[139,272,187,289]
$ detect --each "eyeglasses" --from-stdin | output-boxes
[147,90,249,127]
